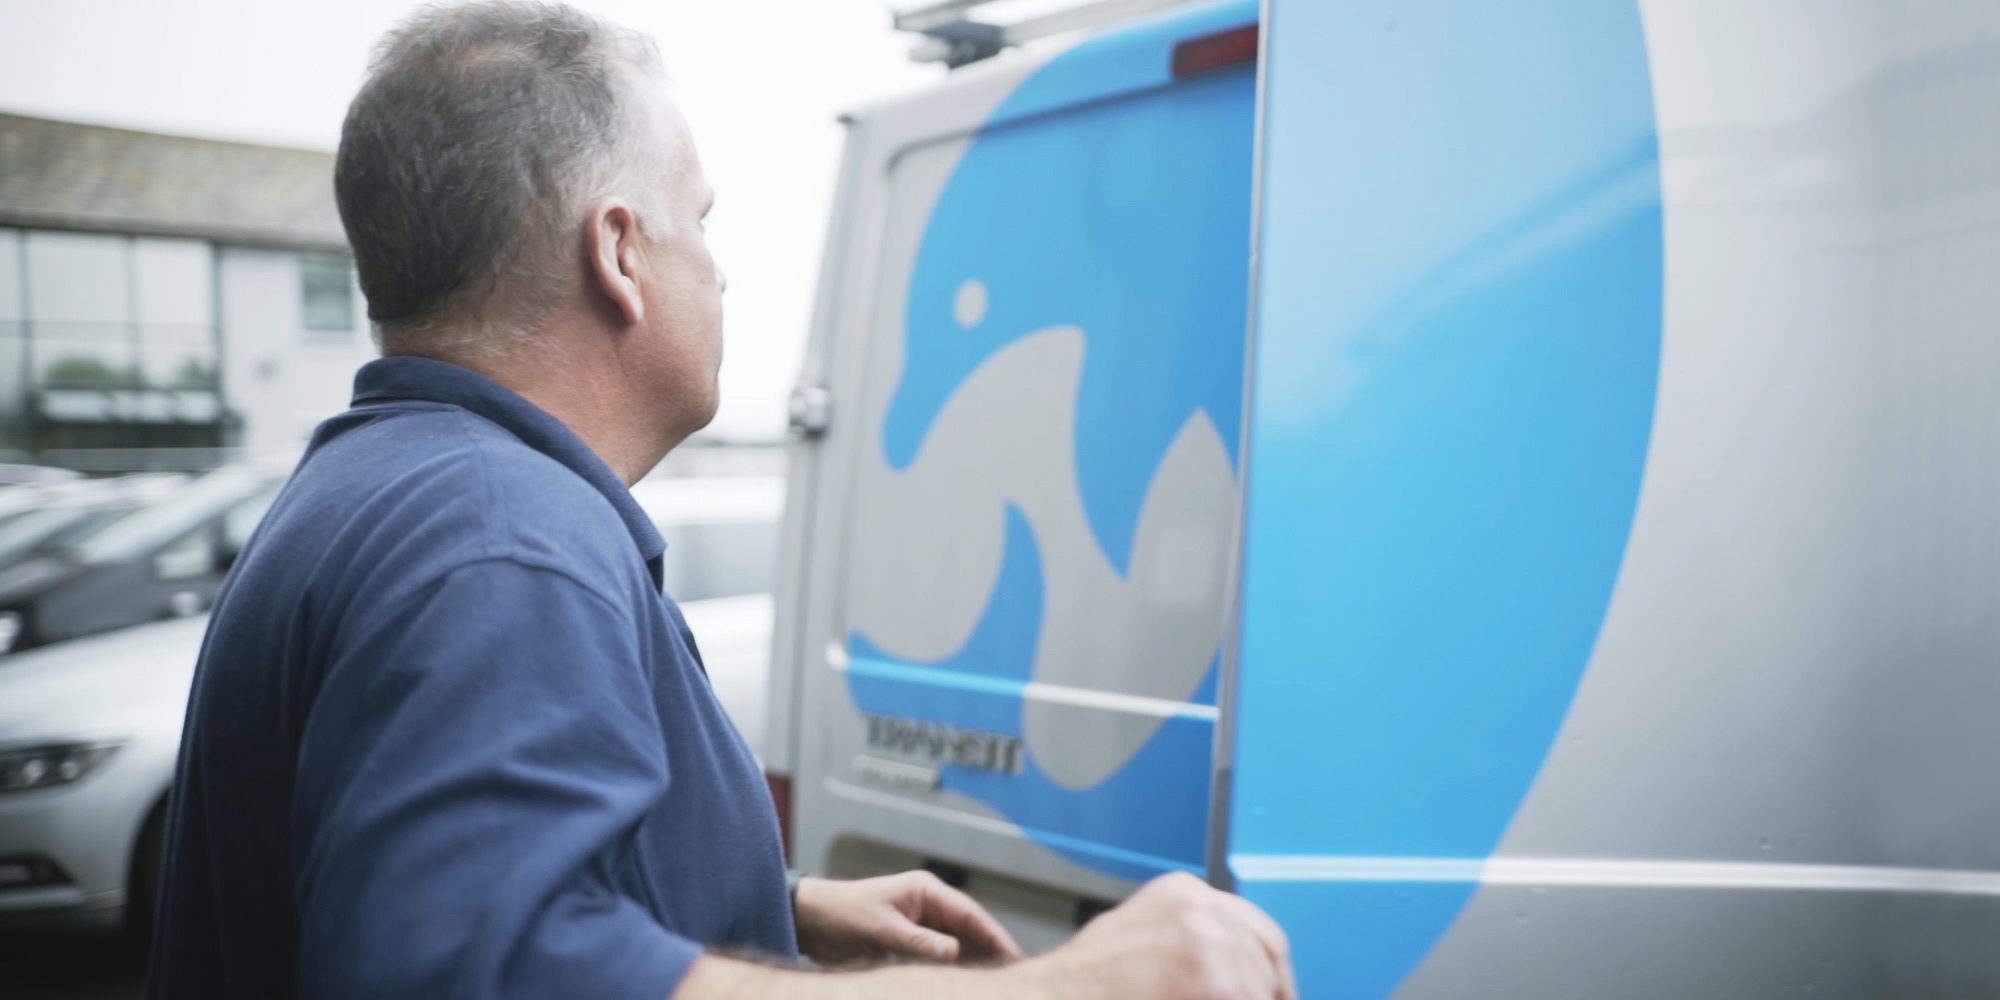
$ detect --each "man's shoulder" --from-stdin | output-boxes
[277,403,639,588]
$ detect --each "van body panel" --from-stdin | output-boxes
[781,0,2000,991]
[1232,1,2000,997]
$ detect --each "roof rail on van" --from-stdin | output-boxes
[893,0,1197,68]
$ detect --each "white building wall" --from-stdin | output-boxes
[218,246,374,455]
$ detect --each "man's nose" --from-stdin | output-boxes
[717,266,728,294]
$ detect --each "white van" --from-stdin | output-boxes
[766,1,2000,995]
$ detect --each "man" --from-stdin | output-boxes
[149,3,1295,998]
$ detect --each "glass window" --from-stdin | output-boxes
[133,238,213,327]
[27,231,133,389]
[300,252,355,334]
[0,228,21,321]
[16,232,221,401]
[0,231,23,449]
[139,332,219,390]
[134,240,218,392]
[26,232,128,323]
[37,347,131,388]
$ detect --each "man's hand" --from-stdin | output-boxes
[678,871,1292,999]
[793,871,1022,967]
[1026,871,1296,1000]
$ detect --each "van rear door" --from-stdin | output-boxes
[778,0,1261,948]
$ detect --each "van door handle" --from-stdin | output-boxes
[788,384,832,439]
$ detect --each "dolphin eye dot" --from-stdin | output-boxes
[953,279,988,329]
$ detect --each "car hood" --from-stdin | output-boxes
[0,595,771,749]
[0,614,208,744]
[0,554,83,605]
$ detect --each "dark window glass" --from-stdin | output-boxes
[300,253,355,334]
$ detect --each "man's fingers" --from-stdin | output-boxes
[900,923,960,962]
[1233,925,1289,1000]
[1215,890,1288,960]
[914,878,1023,962]
[1215,892,1293,998]
[921,882,1022,961]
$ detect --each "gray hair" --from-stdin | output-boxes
[334,1,670,356]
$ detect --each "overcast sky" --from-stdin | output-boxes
[0,0,943,440]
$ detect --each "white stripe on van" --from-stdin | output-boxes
[827,643,1219,721]
[1230,855,2000,897]
[1017,682,1219,721]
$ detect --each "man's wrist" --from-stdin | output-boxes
[789,872,823,955]
[672,952,1068,1000]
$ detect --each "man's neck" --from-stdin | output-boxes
[403,345,673,486]
[510,376,664,486]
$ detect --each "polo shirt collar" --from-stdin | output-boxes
[350,356,667,573]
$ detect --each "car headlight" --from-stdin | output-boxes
[0,742,121,793]
[0,610,21,655]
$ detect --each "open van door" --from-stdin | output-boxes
[1222,2,1665,996]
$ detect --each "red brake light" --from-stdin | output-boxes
[1172,23,1259,78]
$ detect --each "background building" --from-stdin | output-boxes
[0,112,373,469]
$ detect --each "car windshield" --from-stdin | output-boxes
[66,466,272,565]
[0,505,132,567]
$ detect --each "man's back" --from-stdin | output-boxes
[150,358,792,999]
[137,3,1295,996]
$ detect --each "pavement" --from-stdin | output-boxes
[0,930,147,1000]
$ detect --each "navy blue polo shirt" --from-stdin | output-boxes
[150,357,794,1000]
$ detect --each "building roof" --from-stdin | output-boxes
[0,113,347,251]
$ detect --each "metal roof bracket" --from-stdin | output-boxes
[893,0,1195,68]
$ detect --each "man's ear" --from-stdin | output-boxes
[585,198,646,327]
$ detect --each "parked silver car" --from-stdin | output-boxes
[0,475,782,933]
[0,465,286,657]
[0,613,204,930]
